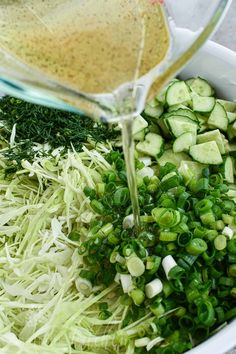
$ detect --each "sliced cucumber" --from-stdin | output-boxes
[168,104,189,112]
[158,149,191,168]
[223,156,234,183]
[208,102,228,132]
[156,83,172,104]
[217,99,236,113]
[227,124,236,141]
[196,114,208,133]
[189,141,223,165]
[173,132,196,153]
[156,114,171,138]
[185,78,194,87]
[148,122,161,135]
[166,115,198,138]
[196,129,225,154]
[228,143,236,158]
[136,133,164,158]
[178,160,205,183]
[191,92,215,113]
[133,129,145,141]
[186,77,214,97]
[133,115,148,135]
[166,81,191,106]
[227,112,236,123]
[170,108,198,122]
[144,99,164,118]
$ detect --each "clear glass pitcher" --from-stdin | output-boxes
[0,0,232,122]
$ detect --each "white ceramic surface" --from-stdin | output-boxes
[180,41,236,354]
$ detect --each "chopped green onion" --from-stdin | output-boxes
[126,256,145,277]
[229,254,236,263]
[146,256,161,274]
[228,239,236,254]
[200,211,215,225]
[96,182,105,196]
[178,315,194,330]
[214,220,225,231]
[195,178,209,193]
[152,208,181,228]
[160,231,177,242]
[130,289,145,306]
[113,187,130,206]
[162,255,177,279]
[145,278,163,299]
[231,288,236,298]
[193,226,206,239]
[177,192,190,209]
[68,231,80,241]
[177,232,192,247]
[214,235,227,251]
[218,277,234,287]
[168,265,185,280]
[197,300,215,327]
[138,231,156,247]
[98,223,114,237]
[135,337,151,348]
[195,199,213,215]
[75,278,92,296]
[150,302,165,317]
[228,264,236,278]
[186,238,207,255]
[120,274,132,293]
[90,200,105,214]
[209,174,223,186]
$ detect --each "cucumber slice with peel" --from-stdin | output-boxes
[144,99,164,118]
[136,133,164,158]
[227,112,236,123]
[217,99,236,113]
[189,141,223,165]
[170,108,198,122]
[208,102,228,132]
[223,156,234,183]
[158,149,191,167]
[191,92,215,113]
[166,81,191,106]
[173,132,196,153]
[132,115,148,135]
[196,129,225,154]
[166,115,198,137]
[186,77,214,97]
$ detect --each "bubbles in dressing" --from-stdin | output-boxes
[0,0,170,94]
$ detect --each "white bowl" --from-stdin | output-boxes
[180,40,236,354]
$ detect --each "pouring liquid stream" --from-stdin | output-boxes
[0,0,171,232]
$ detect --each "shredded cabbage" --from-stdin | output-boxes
[0,145,149,353]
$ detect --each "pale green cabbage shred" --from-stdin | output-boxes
[0,142,153,354]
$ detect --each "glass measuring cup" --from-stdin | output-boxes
[0,0,232,123]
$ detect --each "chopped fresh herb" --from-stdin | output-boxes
[0,96,118,165]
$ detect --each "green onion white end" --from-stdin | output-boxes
[120,274,132,293]
[222,226,234,239]
[146,336,164,351]
[123,214,134,229]
[75,278,92,296]
[135,337,151,348]
[137,167,154,178]
[138,156,152,167]
[127,256,145,277]
[162,255,177,279]
[145,278,163,299]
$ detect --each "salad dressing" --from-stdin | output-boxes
[0,0,170,231]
